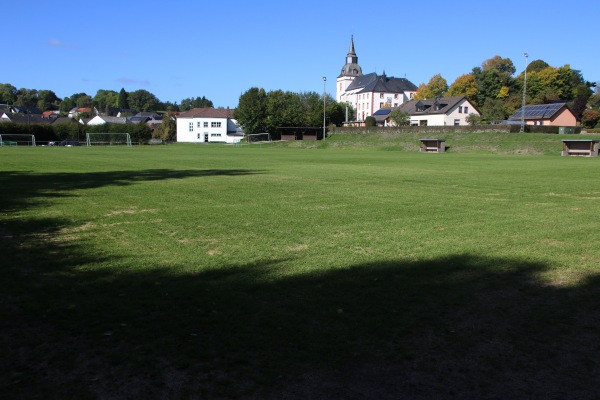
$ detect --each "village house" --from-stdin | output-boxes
[394,96,480,126]
[176,108,244,144]
[508,102,578,127]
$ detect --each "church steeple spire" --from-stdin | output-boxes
[339,35,362,78]
[337,36,364,102]
[346,35,358,65]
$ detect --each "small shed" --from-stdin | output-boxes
[561,140,599,157]
[419,138,446,153]
[278,127,325,141]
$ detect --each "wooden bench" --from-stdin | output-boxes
[419,139,446,153]
[561,140,599,157]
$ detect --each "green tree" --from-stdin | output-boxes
[588,91,600,110]
[69,93,92,108]
[192,96,213,108]
[481,98,507,122]
[447,74,478,102]
[389,109,410,126]
[426,73,449,98]
[298,91,323,127]
[127,89,160,112]
[59,97,75,114]
[0,83,18,104]
[153,111,176,140]
[582,109,600,128]
[473,67,515,106]
[162,101,179,112]
[93,90,119,115]
[482,55,516,75]
[15,88,38,108]
[365,116,376,127]
[179,98,193,111]
[266,90,303,133]
[118,88,129,109]
[466,113,482,126]
[36,90,61,111]
[326,96,349,126]
[415,74,448,99]
[527,59,550,73]
[474,56,518,107]
[335,101,355,124]
[179,96,214,111]
[233,87,268,134]
[414,83,429,100]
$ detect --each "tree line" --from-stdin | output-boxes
[0,84,214,115]
[413,55,600,128]
[233,88,353,136]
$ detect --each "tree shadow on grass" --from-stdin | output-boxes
[1,227,599,399]
[0,169,263,212]
[1,168,598,399]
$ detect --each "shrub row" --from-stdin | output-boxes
[330,124,582,135]
[0,121,153,144]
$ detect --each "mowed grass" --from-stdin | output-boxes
[1,135,599,399]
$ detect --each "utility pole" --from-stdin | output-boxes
[520,52,528,133]
[323,76,327,140]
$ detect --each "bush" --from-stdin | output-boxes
[0,121,152,145]
[582,109,600,129]
[0,122,58,143]
[365,116,376,127]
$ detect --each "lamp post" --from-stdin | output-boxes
[520,52,528,133]
[323,76,327,140]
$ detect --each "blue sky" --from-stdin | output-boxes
[3,0,597,108]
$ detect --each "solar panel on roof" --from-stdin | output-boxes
[373,109,391,115]
[511,103,565,119]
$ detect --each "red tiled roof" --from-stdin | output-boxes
[178,108,235,119]
[42,111,58,118]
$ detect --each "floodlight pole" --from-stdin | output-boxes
[323,76,327,140]
[520,52,528,133]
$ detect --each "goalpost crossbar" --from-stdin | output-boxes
[86,133,132,146]
[0,134,36,146]
[246,133,272,144]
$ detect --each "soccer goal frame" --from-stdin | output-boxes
[86,132,132,146]
[246,132,272,144]
[0,134,36,146]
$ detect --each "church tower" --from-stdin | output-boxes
[336,36,363,102]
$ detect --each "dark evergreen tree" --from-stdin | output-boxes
[118,88,129,109]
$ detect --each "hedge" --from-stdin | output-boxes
[0,121,152,144]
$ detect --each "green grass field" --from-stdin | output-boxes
[1,133,599,399]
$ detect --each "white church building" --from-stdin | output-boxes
[336,36,418,122]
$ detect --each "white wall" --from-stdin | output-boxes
[444,100,479,126]
[176,117,243,144]
[87,116,106,126]
[339,87,416,122]
[409,99,479,126]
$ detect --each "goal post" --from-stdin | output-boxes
[246,132,272,144]
[0,134,36,146]
[86,132,132,146]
